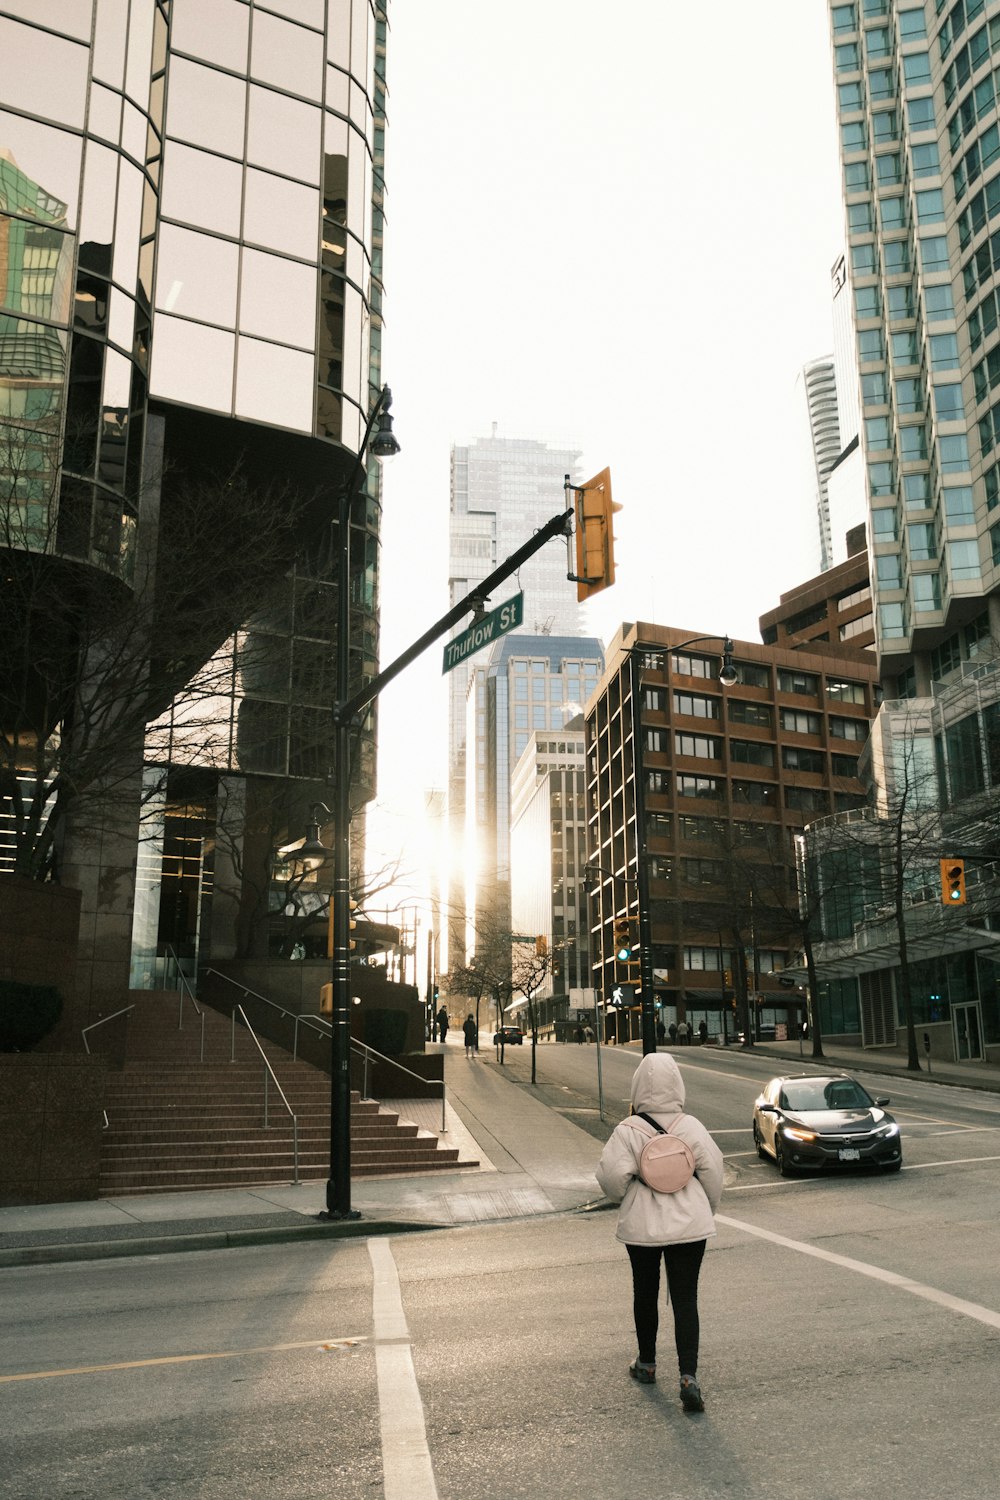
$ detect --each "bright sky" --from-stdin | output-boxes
[367,0,846,895]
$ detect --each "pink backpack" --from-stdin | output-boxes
[628,1111,697,1194]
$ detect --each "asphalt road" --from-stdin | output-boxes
[3,1049,999,1500]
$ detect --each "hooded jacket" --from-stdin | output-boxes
[596,1053,724,1247]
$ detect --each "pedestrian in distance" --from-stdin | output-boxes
[656,1019,666,1047]
[676,1018,689,1045]
[668,1022,677,1044]
[436,1005,449,1044]
[575,1024,585,1044]
[462,1013,478,1057]
[596,1052,724,1414]
[698,1019,709,1045]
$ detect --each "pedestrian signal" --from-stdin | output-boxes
[939,859,966,905]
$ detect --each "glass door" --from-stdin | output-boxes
[953,1002,984,1061]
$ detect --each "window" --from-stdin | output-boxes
[892,330,921,366]
[877,553,902,588]
[896,376,923,414]
[849,202,874,234]
[830,715,869,741]
[916,188,945,222]
[647,769,669,794]
[869,68,895,101]
[643,687,664,712]
[671,652,714,678]
[939,433,970,471]
[780,708,821,734]
[675,732,722,759]
[898,8,926,40]
[838,583,871,609]
[826,679,867,705]
[911,141,940,177]
[925,284,954,321]
[728,700,773,727]
[944,485,975,522]
[784,785,829,814]
[859,327,884,362]
[904,471,931,506]
[866,415,891,448]
[831,753,860,777]
[832,5,857,33]
[673,691,720,719]
[866,27,890,58]
[676,774,720,800]
[836,42,860,71]
[869,461,896,496]
[839,82,864,112]
[872,507,899,539]
[678,816,718,842]
[732,780,777,807]
[840,612,874,640]
[903,52,932,87]
[853,242,878,275]
[949,538,981,579]
[856,285,881,319]
[886,283,913,319]
[929,333,960,369]
[862,371,888,405]
[782,746,825,773]
[842,120,867,152]
[872,110,899,144]
[878,154,903,186]
[912,572,942,610]
[778,669,818,696]
[933,383,964,422]
[900,424,928,460]
[646,812,673,840]
[907,95,935,131]
[734,661,770,689]
[684,946,732,972]
[730,740,775,767]
[645,729,667,753]
[846,161,871,191]
[682,857,726,887]
[920,235,949,273]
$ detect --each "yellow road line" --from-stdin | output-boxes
[0,1335,367,1384]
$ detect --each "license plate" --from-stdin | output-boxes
[838,1147,861,1161]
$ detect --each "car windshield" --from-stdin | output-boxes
[780,1079,872,1112]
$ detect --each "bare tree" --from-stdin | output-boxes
[511,941,554,1083]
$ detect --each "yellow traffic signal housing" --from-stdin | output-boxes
[535,935,548,957]
[573,467,621,602]
[940,859,966,905]
[320,983,333,1015]
[613,915,633,962]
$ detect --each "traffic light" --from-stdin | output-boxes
[572,467,621,602]
[940,859,966,905]
[535,935,548,957]
[613,915,633,962]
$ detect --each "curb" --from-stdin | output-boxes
[0,1216,448,1270]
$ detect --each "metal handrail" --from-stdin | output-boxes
[202,968,329,1060]
[233,1003,299,1184]
[203,967,447,1131]
[167,945,205,1062]
[81,1004,135,1129]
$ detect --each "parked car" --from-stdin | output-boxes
[752,1073,902,1176]
[493,1025,524,1046]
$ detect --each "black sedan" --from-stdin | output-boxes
[493,1025,523,1045]
[752,1073,902,1176]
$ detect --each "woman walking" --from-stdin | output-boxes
[462,1013,478,1057]
[596,1052,724,1412]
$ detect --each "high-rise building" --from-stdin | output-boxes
[828,0,999,692]
[0,1,391,1026]
[445,430,583,968]
[796,355,842,572]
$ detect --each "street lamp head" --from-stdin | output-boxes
[369,385,401,458]
[292,802,332,870]
[718,638,737,688]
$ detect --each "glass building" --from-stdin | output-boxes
[0,1,391,1019]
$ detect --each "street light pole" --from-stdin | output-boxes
[322,386,399,1222]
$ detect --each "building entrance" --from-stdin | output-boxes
[953,1002,983,1061]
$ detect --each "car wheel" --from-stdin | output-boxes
[753,1122,767,1160]
[774,1135,793,1177]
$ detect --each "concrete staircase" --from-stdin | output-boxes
[98,992,470,1196]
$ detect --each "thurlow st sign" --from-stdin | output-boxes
[442,593,524,674]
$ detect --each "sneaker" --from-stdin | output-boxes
[679,1375,704,1412]
[629,1360,656,1384]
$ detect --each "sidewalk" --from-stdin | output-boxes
[0,1044,605,1269]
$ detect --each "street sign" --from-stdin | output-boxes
[443,593,524,674]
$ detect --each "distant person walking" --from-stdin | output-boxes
[656,1019,666,1048]
[463,1013,478,1057]
[676,1018,690,1045]
[698,1019,708,1045]
[596,1052,724,1413]
[436,1005,449,1044]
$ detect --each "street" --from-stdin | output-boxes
[2,1047,999,1499]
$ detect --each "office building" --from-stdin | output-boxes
[445,430,583,967]
[759,547,875,654]
[585,623,878,1041]
[0,0,391,1026]
[796,355,842,572]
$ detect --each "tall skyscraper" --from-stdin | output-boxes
[829,0,998,695]
[0,1,391,1022]
[796,354,842,571]
[445,430,583,968]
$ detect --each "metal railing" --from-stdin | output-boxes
[81,1004,135,1129]
[232,1002,299,1184]
[167,945,206,1061]
[202,967,447,1131]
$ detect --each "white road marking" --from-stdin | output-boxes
[718,1213,1000,1330]
[368,1237,439,1500]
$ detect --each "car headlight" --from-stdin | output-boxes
[782,1125,818,1143]
[874,1123,900,1138]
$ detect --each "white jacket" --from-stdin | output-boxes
[596,1052,724,1247]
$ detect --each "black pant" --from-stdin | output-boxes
[626,1240,707,1375]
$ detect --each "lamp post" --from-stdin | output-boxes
[622,634,736,1056]
[294,386,400,1222]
